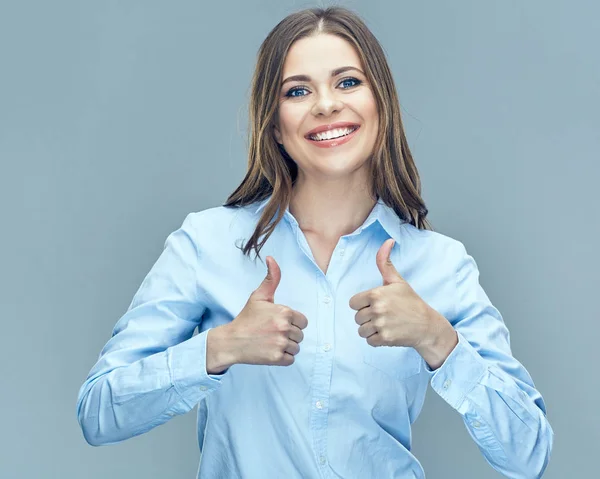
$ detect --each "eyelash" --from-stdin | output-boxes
[284,77,362,98]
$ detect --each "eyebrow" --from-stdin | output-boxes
[281,66,364,87]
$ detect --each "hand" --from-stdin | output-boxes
[224,256,308,366]
[349,239,440,349]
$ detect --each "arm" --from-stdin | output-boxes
[76,213,232,446]
[419,241,554,478]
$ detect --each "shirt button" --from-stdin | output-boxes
[200,386,208,391]
[315,400,323,409]
[319,455,327,465]
[442,379,451,390]
[323,343,331,352]
[472,420,481,428]
[339,249,345,256]
[323,295,331,304]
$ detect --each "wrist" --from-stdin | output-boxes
[206,324,238,374]
[416,310,458,371]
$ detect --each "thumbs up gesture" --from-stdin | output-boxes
[224,256,309,366]
[349,239,445,351]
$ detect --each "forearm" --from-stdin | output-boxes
[78,330,225,446]
[77,348,184,446]
[456,370,554,478]
[426,330,553,478]
[415,308,459,371]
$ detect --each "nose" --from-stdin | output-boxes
[310,89,344,117]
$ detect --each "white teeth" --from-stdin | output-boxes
[309,126,357,141]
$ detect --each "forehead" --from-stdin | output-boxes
[282,33,362,74]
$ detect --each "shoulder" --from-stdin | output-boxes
[182,202,261,250]
[399,222,467,258]
[394,223,473,280]
[185,201,257,229]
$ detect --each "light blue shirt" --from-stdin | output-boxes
[76,195,553,478]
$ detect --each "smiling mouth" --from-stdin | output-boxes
[307,125,360,141]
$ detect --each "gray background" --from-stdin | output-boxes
[1,0,597,477]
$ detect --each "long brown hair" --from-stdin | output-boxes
[224,6,433,262]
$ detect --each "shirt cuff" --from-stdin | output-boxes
[423,330,488,410]
[167,328,228,409]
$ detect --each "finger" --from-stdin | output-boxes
[284,339,300,356]
[376,239,402,286]
[287,325,304,344]
[291,310,309,330]
[278,352,295,366]
[252,256,281,302]
[354,307,372,326]
[358,320,378,339]
[349,290,371,311]
[366,331,383,347]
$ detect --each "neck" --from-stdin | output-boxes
[288,178,377,241]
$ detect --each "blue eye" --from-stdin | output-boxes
[284,76,362,98]
[287,87,308,98]
[340,77,361,89]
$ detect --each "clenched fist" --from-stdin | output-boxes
[209,256,309,371]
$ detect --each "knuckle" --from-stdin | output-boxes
[370,289,381,301]
[277,320,291,333]
[370,302,382,315]
[379,329,390,342]
[271,350,284,363]
[372,317,384,330]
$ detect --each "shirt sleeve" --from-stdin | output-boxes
[76,212,227,447]
[424,241,554,479]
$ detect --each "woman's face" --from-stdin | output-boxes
[274,33,378,181]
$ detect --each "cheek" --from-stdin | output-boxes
[278,104,303,136]
[363,104,379,137]
[358,96,378,123]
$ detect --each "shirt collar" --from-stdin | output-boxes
[253,194,407,242]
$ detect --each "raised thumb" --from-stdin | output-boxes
[252,256,281,302]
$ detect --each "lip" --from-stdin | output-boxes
[305,124,360,149]
[304,121,360,138]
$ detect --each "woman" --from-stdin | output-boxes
[77,7,553,478]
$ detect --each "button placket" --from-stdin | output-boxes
[311,279,334,475]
